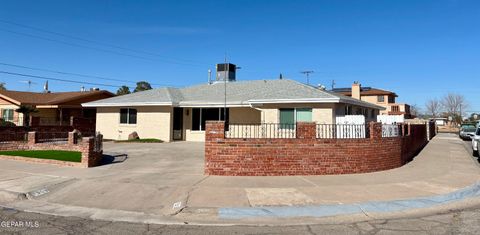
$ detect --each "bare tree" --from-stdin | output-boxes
[409,104,420,117]
[441,93,468,124]
[425,99,442,118]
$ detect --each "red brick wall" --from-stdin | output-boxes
[205,121,429,176]
[0,132,102,168]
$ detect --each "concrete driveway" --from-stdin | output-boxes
[0,133,479,225]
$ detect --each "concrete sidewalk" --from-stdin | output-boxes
[0,133,479,225]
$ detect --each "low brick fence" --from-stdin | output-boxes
[0,131,103,168]
[205,121,435,176]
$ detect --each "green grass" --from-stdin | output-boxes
[114,138,163,143]
[0,150,82,162]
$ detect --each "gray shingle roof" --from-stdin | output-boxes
[83,79,384,110]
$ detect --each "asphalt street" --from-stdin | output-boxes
[1,205,480,235]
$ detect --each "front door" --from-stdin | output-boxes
[173,108,184,140]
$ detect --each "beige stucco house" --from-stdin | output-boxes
[83,69,384,142]
[332,83,412,118]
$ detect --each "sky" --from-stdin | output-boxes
[0,0,479,113]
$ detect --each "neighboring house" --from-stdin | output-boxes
[430,117,448,126]
[83,63,385,142]
[331,83,412,118]
[0,89,114,126]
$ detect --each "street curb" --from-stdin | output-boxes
[218,182,480,221]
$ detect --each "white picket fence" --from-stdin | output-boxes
[333,115,367,138]
[377,115,404,124]
[382,124,401,137]
[336,115,365,124]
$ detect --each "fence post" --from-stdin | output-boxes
[369,122,382,140]
[205,121,225,141]
[296,122,316,139]
[27,131,37,145]
[68,131,78,145]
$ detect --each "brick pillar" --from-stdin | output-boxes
[205,121,225,141]
[68,131,78,145]
[296,122,316,139]
[29,116,40,127]
[369,122,382,139]
[407,123,411,136]
[27,131,37,145]
[80,137,94,168]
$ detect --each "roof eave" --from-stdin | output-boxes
[247,98,340,104]
[339,98,386,110]
[82,102,174,107]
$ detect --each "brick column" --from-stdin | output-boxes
[205,121,225,141]
[80,137,94,168]
[29,116,40,127]
[68,131,78,145]
[296,122,316,139]
[369,122,382,140]
[27,131,37,145]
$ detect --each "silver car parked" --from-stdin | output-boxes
[460,125,477,140]
[472,126,480,157]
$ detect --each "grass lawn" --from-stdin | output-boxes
[114,138,163,143]
[0,150,82,162]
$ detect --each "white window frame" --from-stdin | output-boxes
[278,108,313,123]
[2,109,14,121]
[191,108,227,132]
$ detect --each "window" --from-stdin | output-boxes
[120,108,137,124]
[296,108,312,122]
[377,95,385,102]
[344,105,352,115]
[388,96,395,103]
[191,108,229,131]
[279,108,312,129]
[279,108,295,129]
[2,109,14,121]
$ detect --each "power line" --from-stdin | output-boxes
[0,28,203,67]
[0,70,127,88]
[0,62,170,86]
[0,19,208,66]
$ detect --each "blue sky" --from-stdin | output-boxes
[0,0,479,112]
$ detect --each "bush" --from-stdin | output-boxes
[0,118,16,127]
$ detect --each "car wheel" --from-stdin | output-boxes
[474,150,479,157]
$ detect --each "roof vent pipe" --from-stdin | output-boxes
[208,69,212,84]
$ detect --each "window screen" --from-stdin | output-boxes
[120,109,128,124]
[296,108,312,122]
[279,108,295,129]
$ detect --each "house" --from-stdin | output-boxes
[331,83,412,118]
[83,64,384,142]
[0,89,114,126]
[430,117,448,126]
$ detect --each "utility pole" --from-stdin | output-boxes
[224,54,227,123]
[300,70,314,85]
[331,79,336,90]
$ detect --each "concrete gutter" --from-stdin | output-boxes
[219,182,480,220]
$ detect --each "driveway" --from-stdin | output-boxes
[0,133,479,225]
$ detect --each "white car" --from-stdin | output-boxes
[473,126,480,157]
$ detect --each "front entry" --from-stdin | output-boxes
[173,108,184,140]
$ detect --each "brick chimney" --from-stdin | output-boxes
[352,82,361,100]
